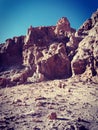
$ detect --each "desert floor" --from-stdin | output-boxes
[0,77,98,130]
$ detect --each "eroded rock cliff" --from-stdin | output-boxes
[72,10,98,78]
[0,10,98,87]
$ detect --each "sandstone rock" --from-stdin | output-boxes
[54,17,76,45]
[55,17,71,35]
[23,25,56,68]
[23,21,75,81]
[0,36,24,67]
[72,12,98,77]
[10,67,33,85]
[24,26,55,46]
[53,17,78,61]
[48,112,57,120]
[37,43,72,79]
[22,46,35,67]
[76,10,98,38]
[72,59,87,75]
[0,10,98,86]
[0,66,34,87]
[66,34,81,60]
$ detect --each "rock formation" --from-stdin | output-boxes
[54,17,71,35]
[0,10,98,87]
[72,10,98,78]
[0,36,24,67]
[37,43,72,80]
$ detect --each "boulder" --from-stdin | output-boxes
[48,112,57,120]
[37,43,72,79]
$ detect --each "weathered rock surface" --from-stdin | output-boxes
[55,17,72,35]
[0,36,24,67]
[0,10,98,87]
[22,17,75,82]
[37,43,72,80]
[72,10,98,78]
[76,10,98,38]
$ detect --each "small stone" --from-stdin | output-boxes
[48,112,57,120]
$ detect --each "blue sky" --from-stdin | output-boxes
[0,0,98,43]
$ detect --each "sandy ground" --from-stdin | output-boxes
[0,77,98,130]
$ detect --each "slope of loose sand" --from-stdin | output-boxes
[0,77,98,130]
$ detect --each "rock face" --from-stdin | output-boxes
[37,43,72,80]
[54,17,71,35]
[0,10,98,87]
[72,10,98,78]
[76,9,98,38]
[22,17,75,82]
[0,36,24,67]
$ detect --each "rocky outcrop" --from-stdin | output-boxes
[0,36,24,67]
[54,17,71,35]
[24,25,56,46]
[22,25,56,68]
[0,36,30,87]
[0,10,98,87]
[0,66,33,88]
[76,10,98,38]
[36,43,72,80]
[72,10,98,78]
[22,17,76,82]
[0,16,76,86]
[72,34,98,77]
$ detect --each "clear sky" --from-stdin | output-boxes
[0,0,98,43]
